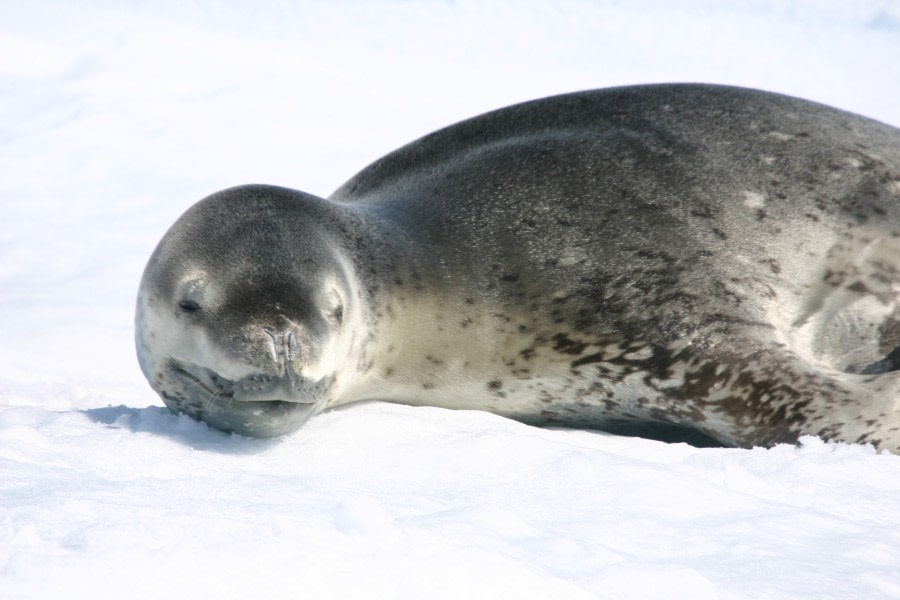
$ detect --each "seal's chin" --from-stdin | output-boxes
[159,361,328,438]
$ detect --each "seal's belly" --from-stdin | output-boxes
[358,294,714,431]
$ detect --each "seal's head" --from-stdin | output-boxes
[135,185,358,437]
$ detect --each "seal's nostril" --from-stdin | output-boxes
[265,329,299,364]
[286,331,299,361]
[264,329,280,363]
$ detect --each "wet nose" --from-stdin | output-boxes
[265,329,299,365]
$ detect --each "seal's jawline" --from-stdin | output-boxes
[170,363,318,405]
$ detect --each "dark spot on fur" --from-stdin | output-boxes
[823,269,843,286]
[552,333,588,355]
[759,258,781,274]
[571,352,604,368]
[847,281,869,294]
[488,380,502,390]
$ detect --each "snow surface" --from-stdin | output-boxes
[3,1,900,598]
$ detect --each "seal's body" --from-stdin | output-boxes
[136,84,900,450]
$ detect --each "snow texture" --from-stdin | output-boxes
[3,1,900,598]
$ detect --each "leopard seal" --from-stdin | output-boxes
[136,83,900,451]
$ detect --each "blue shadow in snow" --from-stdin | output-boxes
[82,405,283,454]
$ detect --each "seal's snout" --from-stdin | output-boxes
[265,328,300,365]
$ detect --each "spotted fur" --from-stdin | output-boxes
[137,84,900,450]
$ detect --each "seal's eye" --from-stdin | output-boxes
[178,299,201,313]
[331,304,343,325]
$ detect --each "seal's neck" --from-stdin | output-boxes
[320,201,481,411]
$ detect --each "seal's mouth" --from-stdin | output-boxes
[171,364,236,400]
[170,362,322,405]
[160,360,329,437]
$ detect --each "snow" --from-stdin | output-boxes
[2,1,900,598]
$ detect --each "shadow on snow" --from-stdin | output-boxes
[82,405,282,454]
